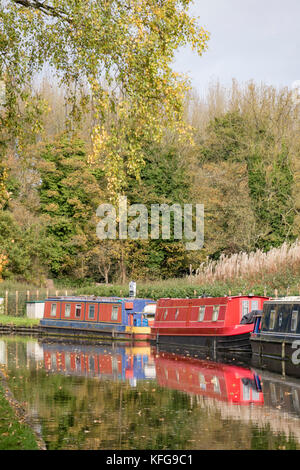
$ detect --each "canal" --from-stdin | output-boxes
[1,335,300,450]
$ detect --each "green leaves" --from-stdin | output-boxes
[1,0,209,196]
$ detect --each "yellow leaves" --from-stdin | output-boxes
[0,253,8,281]
[44,203,59,213]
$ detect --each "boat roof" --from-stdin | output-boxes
[46,296,154,303]
[158,295,269,301]
[264,296,300,304]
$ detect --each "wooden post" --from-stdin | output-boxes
[228,290,231,296]
[36,289,39,300]
[55,290,58,297]
[264,287,267,297]
[27,290,30,302]
[46,289,49,299]
[274,289,278,299]
[65,290,68,297]
[15,291,18,316]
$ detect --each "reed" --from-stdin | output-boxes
[192,241,300,285]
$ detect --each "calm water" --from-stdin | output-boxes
[1,335,300,450]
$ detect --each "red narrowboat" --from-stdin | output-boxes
[151,295,269,353]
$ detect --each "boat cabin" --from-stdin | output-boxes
[253,297,300,337]
[151,295,270,351]
[41,296,156,339]
[153,295,268,330]
[251,297,300,368]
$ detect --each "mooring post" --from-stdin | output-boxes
[15,291,18,316]
[213,337,217,361]
[282,342,285,360]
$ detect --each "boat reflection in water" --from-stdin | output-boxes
[154,351,264,406]
[42,340,156,385]
[39,340,300,421]
[155,349,300,443]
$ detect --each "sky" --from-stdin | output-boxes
[174,0,300,98]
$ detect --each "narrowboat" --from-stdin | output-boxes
[251,297,300,376]
[40,296,156,341]
[155,351,264,406]
[151,295,269,353]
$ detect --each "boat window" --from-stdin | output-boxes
[242,301,249,318]
[51,354,56,369]
[212,305,220,322]
[164,309,168,320]
[211,376,220,394]
[278,312,283,328]
[251,300,259,311]
[242,383,251,401]
[75,304,81,318]
[199,373,206,390]
[111,305,119,321]
[269,310,276,330]
[270,383,277,404]
[291,310,298,332]
[50,303,57,316]
[198,306,206,322]
[175,309,179,320]
[65,304,71,318]
[88,304,95,319]
[292,390,300,412]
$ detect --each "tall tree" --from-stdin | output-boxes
[1,0,209,197]
[37,135,103,277]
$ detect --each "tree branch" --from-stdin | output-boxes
[10,0,71,22]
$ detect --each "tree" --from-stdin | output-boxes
[123,144,193,279]
[37,135,103,277]
[196,82,300,253]
[1,0,209,197]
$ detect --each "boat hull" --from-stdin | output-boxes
[251,335,300,361]
[40,319,151,341]
[150,332,252,353]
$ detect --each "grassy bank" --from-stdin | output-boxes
[0,315,39,327]
[0,381,39,450]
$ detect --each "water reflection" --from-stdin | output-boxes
[154,351,264,406]
[42,341,156,385]
[1,336,300,449]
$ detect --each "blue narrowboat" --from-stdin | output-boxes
[40,296,156,341]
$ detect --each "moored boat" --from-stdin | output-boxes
[151,295,269,353]
[251,297,300,376]
[40,296,156,341]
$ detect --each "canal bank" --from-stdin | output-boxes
[0,369,46,450]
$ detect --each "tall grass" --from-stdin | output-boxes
[192,241,300,288]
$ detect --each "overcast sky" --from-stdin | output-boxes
[174,0,300,97]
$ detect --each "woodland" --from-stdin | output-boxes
[1,1,300,292]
